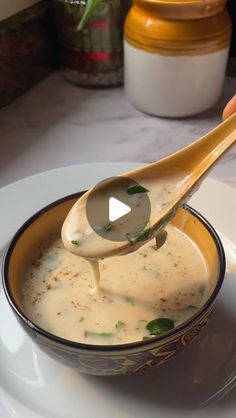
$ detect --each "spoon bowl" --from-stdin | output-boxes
[62,113,236,259]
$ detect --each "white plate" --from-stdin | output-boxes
[0,162,236,418]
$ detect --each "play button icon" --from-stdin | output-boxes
[86,176,151,242]
[109,197,131,222]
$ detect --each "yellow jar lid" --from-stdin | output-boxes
[125,4,232,56]
[133,0,228,19]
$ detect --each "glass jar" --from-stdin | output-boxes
[124,0,232,117]
[54,0,129,87]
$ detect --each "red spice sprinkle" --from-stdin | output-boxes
[73,273,79,278]
[53,277,58,282]
[46,284,52,290]
[161,298,167,303]
[57,312,61,315]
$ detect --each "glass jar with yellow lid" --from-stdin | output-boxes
[124,0,232,117]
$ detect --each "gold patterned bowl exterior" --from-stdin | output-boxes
[2,193,225,376]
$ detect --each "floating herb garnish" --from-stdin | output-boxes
[71,240,80,246]
[127,184,149,195]
[129,227,153,246]
[125,296,135,306]
[154,230,168,250]
[104,222,112,232]
[84,331,113,339]
[146,318,174,336]
[198,284,206,296]
[186,305,198,310]
[115,321,126,330]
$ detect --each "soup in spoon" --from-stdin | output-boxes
[61,173,191,261]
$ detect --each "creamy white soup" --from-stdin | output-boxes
[22,224,209,345]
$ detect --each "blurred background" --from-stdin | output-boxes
[0,0,235,108]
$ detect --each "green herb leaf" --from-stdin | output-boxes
[154,230,168,250]
[146,318,174,336]
[129,227,153,246]
[115,321,126,330]
[71,240,80,246]
[125,296,135,306]
[186,305,198,310]
[198,284,206,296]
[79,316,85,323]
[85,331,113,339]
[77,0,104,31]
[142,336,152,341]
[104,222,112,232]
[127,184,149,195]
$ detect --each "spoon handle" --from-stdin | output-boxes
[183,113,236,175]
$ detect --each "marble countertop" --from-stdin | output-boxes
[0,73,236,189]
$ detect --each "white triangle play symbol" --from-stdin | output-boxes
[109,197,131,222]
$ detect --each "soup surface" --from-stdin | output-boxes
[21,224,209,345]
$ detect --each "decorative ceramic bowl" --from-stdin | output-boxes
[2,193,225,376]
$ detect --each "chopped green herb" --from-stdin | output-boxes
[84,331,113,339]
[129,227,153,245]
[104,222,112,232]
[198,284,206,296]
[125,296,135,306]
[142,336,152,341]
[79,316,85,323]
[154,230,168,250]
[115,321,126,330]
[156,209,175,231]
[146,318,174,336]
[71,240,80,246]
[186,305,198,310]
[127,184,149,195]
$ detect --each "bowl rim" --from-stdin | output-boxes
[2,192,226,352]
